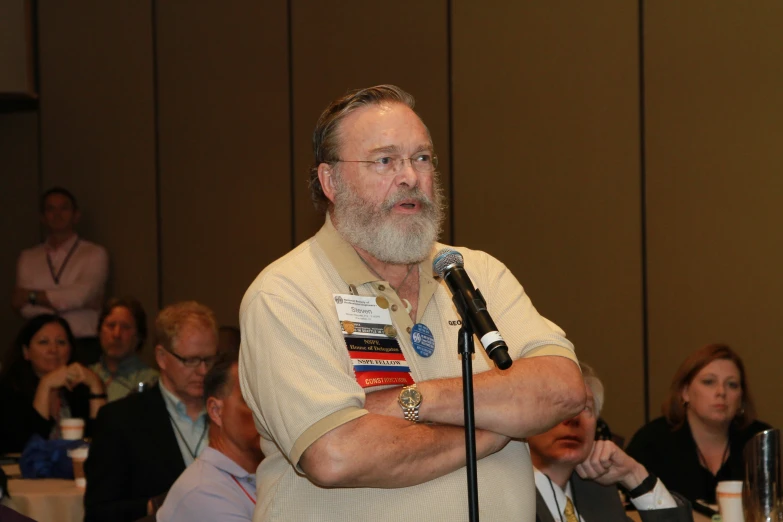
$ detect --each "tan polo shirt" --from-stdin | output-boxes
[239,217,578,521]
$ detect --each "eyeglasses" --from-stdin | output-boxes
[165,349,217,369]
[337,153,438,176]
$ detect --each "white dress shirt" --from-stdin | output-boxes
[16,234,109,337]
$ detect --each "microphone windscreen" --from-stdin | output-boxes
[433,248,464,278]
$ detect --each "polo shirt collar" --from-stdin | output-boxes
[200,446,254,480]
[45,233,79,253]
[98,354,146,377]
[314,214,441,316]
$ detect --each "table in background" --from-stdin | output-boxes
[2,464,84,522]
[627,508,710,522]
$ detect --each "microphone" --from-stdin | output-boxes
[433,249,512,370]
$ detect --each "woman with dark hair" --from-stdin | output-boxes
[0,314,106,454]
[89,297,158,402]
[626,344,772,505]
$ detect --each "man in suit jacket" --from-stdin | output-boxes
[84,301,219,522]
[530,364,693,522]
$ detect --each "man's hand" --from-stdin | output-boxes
[12,287,53,311]
[574,439,649,490]
[12,287,30,310]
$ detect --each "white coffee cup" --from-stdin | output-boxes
[68,446,89,488]
[716,480,744,522]
[60,418,85,440]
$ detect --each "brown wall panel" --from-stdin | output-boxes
[0,112,39,364]
[452,2,645,438]
[290,0,451,244]
[37,1,158,357]
[645,1,783,429]
[156,1,290,327]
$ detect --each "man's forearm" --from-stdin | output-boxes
[365,355,585,438]
[299,413,508,488]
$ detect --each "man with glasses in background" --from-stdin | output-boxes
[85,301,218,522]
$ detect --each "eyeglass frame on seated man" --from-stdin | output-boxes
[336,152,438,175]
[163,348,217,369]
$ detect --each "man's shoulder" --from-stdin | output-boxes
[75,239,108,258]
[162,457,246,519]
[97,385,163,421]
[240,236,323,306]
[17,243,45,259]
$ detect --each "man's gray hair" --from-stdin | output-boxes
[308,85,418,212]
[580,362,605,416]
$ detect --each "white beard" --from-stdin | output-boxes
[331,174,445,265]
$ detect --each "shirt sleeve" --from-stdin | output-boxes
[47,245,109,312]
[239,277,368,469]
[631,478,678,510]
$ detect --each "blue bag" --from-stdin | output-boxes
[19,435,87,479]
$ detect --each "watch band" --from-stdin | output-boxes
[402,407,420,423]
[628,472,658,499]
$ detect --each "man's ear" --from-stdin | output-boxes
[72,209,82,225]
[207,396,224,428]
[154,345,167,371]
[317,163,337,203]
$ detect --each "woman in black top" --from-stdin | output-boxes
[0,314,107,454]
[626,344,771,504]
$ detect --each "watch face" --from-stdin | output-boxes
[399,388,422,408]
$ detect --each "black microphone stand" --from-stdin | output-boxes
[458,322,480,522]
[451,289,512,522]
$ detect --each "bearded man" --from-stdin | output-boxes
[239,85,585,521]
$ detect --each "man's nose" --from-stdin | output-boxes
[394,158,420,187]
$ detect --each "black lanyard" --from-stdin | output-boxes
[547,475,580,522]
[168,412,207,460]
[47,239,81,285]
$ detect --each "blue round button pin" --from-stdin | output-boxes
[411,323,435,358]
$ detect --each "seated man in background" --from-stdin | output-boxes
[157,350,263,522]
[90,297,159,402]
[12,187,109,365]
[85,301,218,522]
[529,364,693,522]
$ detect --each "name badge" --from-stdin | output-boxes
[334,294,414,389]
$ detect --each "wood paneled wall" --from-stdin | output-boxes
[0,1,781,438]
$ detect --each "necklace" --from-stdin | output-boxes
[356,253,417,313]
[695,436,730,475]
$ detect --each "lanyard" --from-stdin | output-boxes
[167,412,207,460]
[47,239,81,285]
[230,474,256,505]
[547,475,580,522]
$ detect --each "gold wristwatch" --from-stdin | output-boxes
[398,384,422,423]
